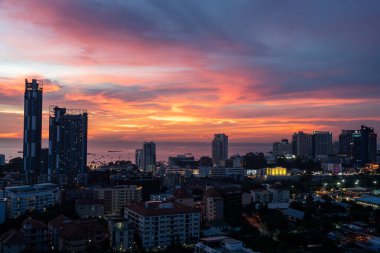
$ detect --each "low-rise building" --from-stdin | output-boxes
[20,218,49,252]
[108,218,134,252]
[269,187,290,203]
[4,183,60,218]
[204,188,224,222]
[265,167,287,176]
[48,215,74,250]
[173,189,194,208]
[124,201,200,250]
[59,223,87,253]
[0,229,26,253]
[355,197,380,209]
[94,185,142,215]
[194,236,256,253]
[75,199,104,219]
[251,189,270,203]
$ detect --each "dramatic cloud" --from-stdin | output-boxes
[0,0,379,144]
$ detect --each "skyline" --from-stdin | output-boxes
[1,1,380,143]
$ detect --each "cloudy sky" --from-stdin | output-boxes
[0,0,379,143]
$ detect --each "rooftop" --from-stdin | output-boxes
[126,201,199,216]
[0,229,26,246]
[48,214,74,228]
[356,197,380,205]
[22,218,47,230]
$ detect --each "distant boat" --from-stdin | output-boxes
[108,150,122,153]
[18,151,23,153]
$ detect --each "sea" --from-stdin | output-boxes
[0,139,272,164]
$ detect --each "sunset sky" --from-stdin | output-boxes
[1,0,380,144]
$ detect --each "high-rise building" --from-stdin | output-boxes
[312,131,333,159]
[0,154,5,166]
[272,139,292,157]
[142,142,156,172]
[339,130,361,159]
[48,106,88,184]
[135,149,143,170]
[339,126,377,165]
[360,125,377,164]
[212,134,228,166]
[292,131,312,158]
[39,148,49,183]
[23,79,43,183]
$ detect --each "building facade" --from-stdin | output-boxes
[4,183,60,218]
[292,131,312,158]
[339,126,377,165]
[135,149,143,170]
[108,218,134,252]
[194,237,256,253]
[48,106,88,185]
[124,201,200,250]
[204,188,224,222]
[94,185,142,215]
[75,199,105,219]
[312,131,333,159]
[0,154,5,166]
[212,134,228,167]
[142,142,156,172]
[20,218,49,252]
[272,139,292,157]
[23,79,43,184]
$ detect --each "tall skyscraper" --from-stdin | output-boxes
[360,125,377,164]
[23,79,43,183]
[292,131,312,158]
[135,149,143,170]
[312,131,333,159]
[212,134,228,166]
[339,130,361,160]
[48,106,88,184]
[272,139,292,157]
[142,142,156,172]
[339,125,377,165]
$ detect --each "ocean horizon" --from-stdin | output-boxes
[0,139,272,163]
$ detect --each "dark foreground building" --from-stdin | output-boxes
[23,79,43,184]
[48,106,88,185]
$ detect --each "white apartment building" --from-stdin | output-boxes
[251,189,271,203]
[204,188,224,222]
[4,183,60,218]
[269,188,290,203]
[94,185,142,214]
[124,201,200,250]
[251,187,290,208]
